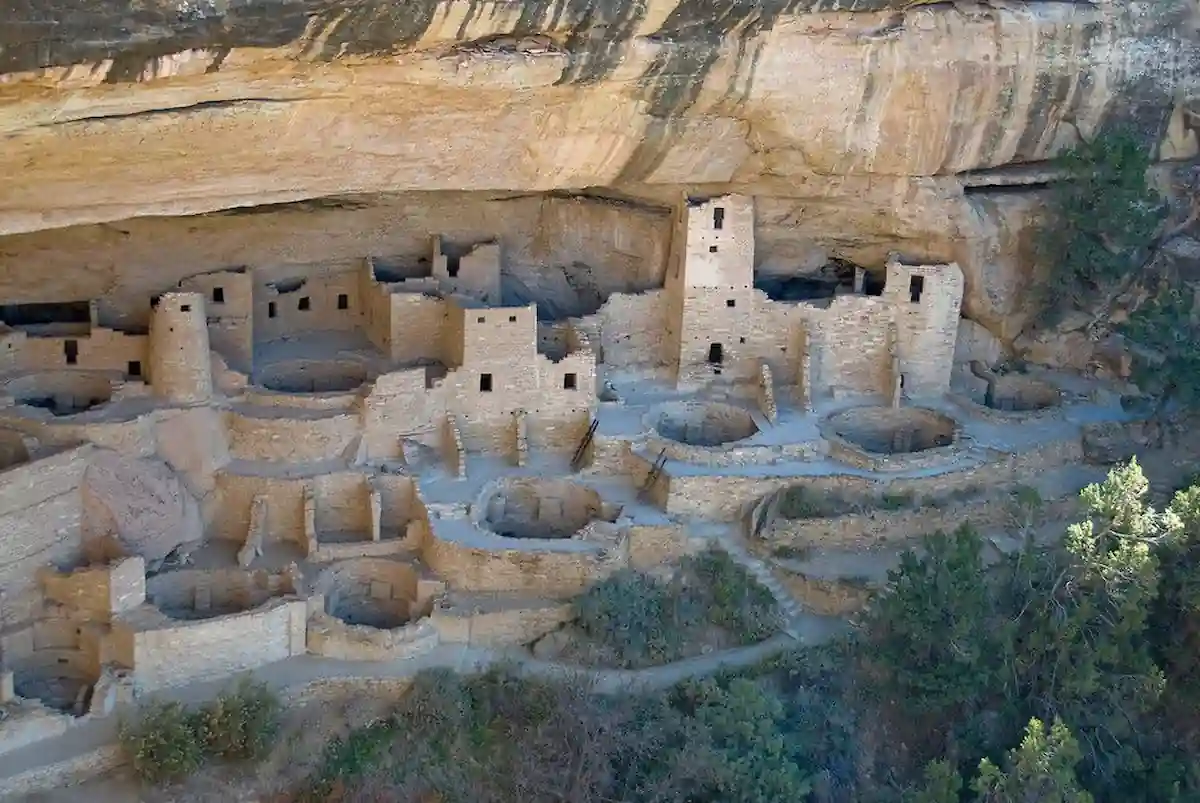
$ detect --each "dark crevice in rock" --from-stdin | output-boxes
[30,98,301,127]
[206,197,375,216]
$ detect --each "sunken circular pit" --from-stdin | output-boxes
[825,406,958,467]
[480,478,608,540]
[828,406,956,454]
[651,401,759,447]
[3,372,114,416]
[317,559,425,630]
[255,359,368,394]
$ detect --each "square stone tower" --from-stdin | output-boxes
[882,256,964,398]
[663,194,757,384]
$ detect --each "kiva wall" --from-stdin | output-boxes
[117,600,307,691]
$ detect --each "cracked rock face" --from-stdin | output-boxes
[0,0,1197,356]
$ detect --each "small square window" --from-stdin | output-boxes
[563,372,577,390]
[709,245,718,253]
[726,299,736,308]
[480,373,493,392]
[477,316,486,324]
[212,287,224,304]
[127,360,142,377]
[180,304,191,312]
[268,301,277,319]
[739,337,746,344]
[298,296,311,311]
[508,315,517,323]
[337,293,349,310]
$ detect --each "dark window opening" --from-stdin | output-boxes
[477,316,486,324]
[446,255,461,278]
[713,207,725,230]
[127,360,142,377]
[150,296,161,309]
[480,373,493,392]
[0,301,90,328]
[900,374,906,389]
[709,245,718,253]
[298,297,311,311]
[909,275,925,303]
[508,315,517,323]
[212,287,225,304]
[707,343,723,365]
[563,373,577,390]
[726,299,736,308]
[268,302,277,319]
[739,337,746,344]
[337,293,349,310]
[64,340,78,365]
[180,304,191,312]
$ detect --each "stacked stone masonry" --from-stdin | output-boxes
[0,193,1137,760]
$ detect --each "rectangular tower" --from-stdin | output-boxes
[664,194,757,384]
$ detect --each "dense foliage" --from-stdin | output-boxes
[119,678,281,784]
[861,459,1200,802]
[572,547,781,667]
[1035,130,1163,320]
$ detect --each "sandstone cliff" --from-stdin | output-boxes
[0,0,1197,359]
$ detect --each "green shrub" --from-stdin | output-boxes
[574,549,781,667]
[119,700,206,785]
[573,569,701,667]
[1034,129,1163,321]
[882,491,917,510]
[685,548,781,644]
[196,678,281,760]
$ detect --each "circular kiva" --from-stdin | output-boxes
[651,401,759,447]
[317,559,424,630]
[255,359,368,394]
[481,478,606,539]
[826,406,957,455]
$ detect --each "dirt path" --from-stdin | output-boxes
[0,633,807,802]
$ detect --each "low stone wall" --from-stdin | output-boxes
[825,435,967,473]
[0,704,72,758]
[431,597,573,647]
[764,495,1081,551]
[241,386,361,411]
[225,408,360,463]
[0,744,123,799]
[645,434,821,468]
[113,598,308,692]
[307,613,439,661]
[679,436,1083,524]
[423,522,626,598]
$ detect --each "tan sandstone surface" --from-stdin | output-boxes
[0,0,1196,356]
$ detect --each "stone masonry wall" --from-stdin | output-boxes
[811,295,893,399]
[883,259,964,398]
[120,599,307,691]
[253,266,364,344]
[0,445,91,632]
[387,293,446,365]
[179,269,253,372]
[224,408,359,463]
